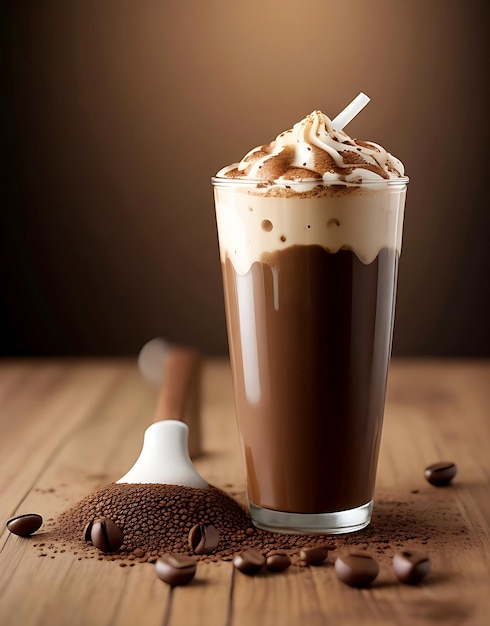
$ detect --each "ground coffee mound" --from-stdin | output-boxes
[44,483,331,564]
[49,483,258,562]
[36,483,472,566]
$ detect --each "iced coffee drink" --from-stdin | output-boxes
[213,106,408,533]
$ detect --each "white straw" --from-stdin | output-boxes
[331,92,371,130]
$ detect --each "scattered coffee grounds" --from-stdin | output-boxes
[392,550,431,584]
[424,462,457,486]
[35,481,472,568]
[7,514,43,537]
[334,553,379,587]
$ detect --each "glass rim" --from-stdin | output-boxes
[211,175,409,188]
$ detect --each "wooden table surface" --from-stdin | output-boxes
[0,358,489,626]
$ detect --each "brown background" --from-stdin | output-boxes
[1,0,489,357]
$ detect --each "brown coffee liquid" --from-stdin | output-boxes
[222,246,398,514]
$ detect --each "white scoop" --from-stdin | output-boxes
[117,420,208,488]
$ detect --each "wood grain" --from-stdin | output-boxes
[0,358,489,625]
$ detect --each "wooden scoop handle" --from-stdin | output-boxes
[153,347,202,458]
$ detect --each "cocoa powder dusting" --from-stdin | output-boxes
[35,483,473,567]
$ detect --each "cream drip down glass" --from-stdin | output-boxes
[213,108,408,534]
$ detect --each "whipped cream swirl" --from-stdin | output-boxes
[217,110,405,184]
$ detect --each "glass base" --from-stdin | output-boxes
[249,500,373,535]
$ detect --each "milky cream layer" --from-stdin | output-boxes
[214,183,407,275]
[217,110,405,184]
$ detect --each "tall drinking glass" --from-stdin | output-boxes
[213,176,408,534]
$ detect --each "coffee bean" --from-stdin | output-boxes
[90,518,124,553]
[6,514,43,537]
[393,550,431,584]
[334,553,379,588]
[188,523,220,555]
[155,554,197,586]
[233,548,266,575]
[266,551,291,572]
[300,545,330,566]
[424,462,457,486]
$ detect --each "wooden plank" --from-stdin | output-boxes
[230,566,328,626]
[166,562,233,626]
